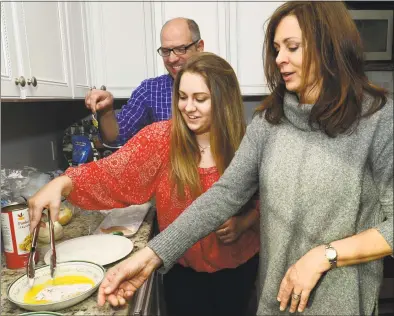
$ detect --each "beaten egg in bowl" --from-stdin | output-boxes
[24,275,95,304]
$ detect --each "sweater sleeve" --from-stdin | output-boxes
[148,118,262,272]
[370,100,393,251]
[65,121,170,211]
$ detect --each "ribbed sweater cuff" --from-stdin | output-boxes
[147,227,190,273]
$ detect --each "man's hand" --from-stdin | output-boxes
[85,88,119,142]
[85,89,114,114]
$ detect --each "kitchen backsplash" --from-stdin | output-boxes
[1,100,89,171]
[1,97,264,171]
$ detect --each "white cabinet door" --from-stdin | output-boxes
[13,1,72,98]
[366,71,394,95]
[1,2,24,99]
[86,2,155,98]
[66,1,91,98]
[229,2,284,95]
[153,1,228,76]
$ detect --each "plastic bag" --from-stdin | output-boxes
[1,167,37,207]
[1,167,63,207]
[71,135,92,165]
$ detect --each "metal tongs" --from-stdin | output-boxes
[27,208,57,287]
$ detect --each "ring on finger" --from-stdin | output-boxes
[292,293,301,301]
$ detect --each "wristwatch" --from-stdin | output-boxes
[325,244,337,269]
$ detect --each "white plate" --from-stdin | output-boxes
[7,261,105,312]
[44,235,133,266]
[20,313,63,316]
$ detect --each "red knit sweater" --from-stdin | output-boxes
[66,121,259,272]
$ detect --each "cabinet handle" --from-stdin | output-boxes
[15,76,26,87]
[100,85,106,91]
[27,76,38,87]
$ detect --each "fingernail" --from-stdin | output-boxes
[280,306,285,311]
[298,307,303,312]
[277,297,281,302]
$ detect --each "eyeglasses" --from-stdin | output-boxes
[157,39,200,57]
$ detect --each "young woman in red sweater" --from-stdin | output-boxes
[29,52,259,316]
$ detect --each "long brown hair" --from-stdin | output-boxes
[257,1,388,137]
[170,52,246,198]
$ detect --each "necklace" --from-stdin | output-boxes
[198,144,210,154]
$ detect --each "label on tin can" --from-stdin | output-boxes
[1,204,33,269]
[12,208,30,255]
[0,213,14,252]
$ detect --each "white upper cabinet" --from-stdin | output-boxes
[66,1,91,99]
[1,2,22,98]
[229,2,284,95]
[1,1,92,100]
[1,1,286,99]
[153,1,227,77]
[12,1,72,98]
[86,1,155,98]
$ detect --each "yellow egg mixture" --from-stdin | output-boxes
[24,275,95,304]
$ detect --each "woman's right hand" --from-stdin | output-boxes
[28,175,73,232]
[97,247,162,307]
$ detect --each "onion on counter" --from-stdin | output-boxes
[58,206,73,226]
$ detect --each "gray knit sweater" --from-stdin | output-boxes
[148,92,393,315]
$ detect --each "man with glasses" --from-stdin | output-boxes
[85,18,204,145]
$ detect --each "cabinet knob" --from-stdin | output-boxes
[15,76,26,87]
[27,76,38,87]
[100,85,106,91]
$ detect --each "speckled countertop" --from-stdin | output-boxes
[1,207,155,315]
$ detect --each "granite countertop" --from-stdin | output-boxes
[1,207,155,316]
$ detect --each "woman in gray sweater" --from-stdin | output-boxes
[36,2,394,315]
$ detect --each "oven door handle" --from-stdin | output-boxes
[129,271,157,315]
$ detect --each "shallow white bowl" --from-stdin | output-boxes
[20,312,63,316]
[7,261,105,312]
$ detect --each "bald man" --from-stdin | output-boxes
[85,18,204,144]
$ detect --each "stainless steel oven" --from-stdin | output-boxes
[129,209,168,316]
[129,271,167,316]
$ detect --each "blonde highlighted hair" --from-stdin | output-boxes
[170,52,246,198]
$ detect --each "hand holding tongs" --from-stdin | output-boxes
[27,208,57,287]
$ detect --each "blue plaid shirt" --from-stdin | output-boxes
[116,74,173,144]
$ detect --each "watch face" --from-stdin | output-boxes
[326,248,337,260]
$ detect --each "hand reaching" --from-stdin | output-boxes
[97,247,163,307]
